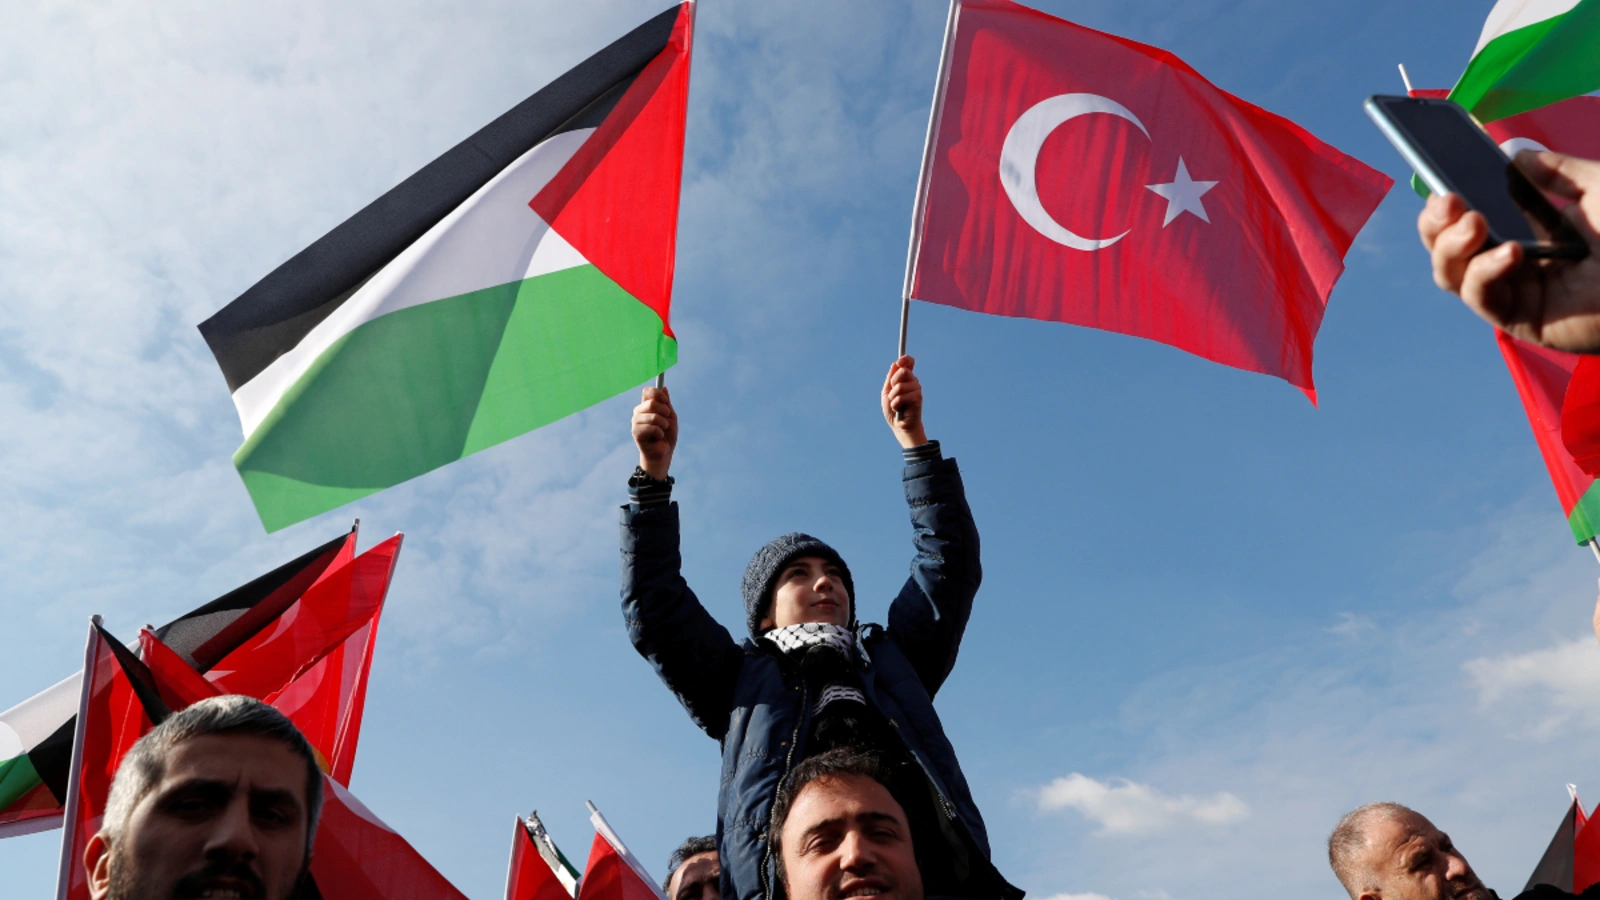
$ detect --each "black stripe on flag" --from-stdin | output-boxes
[1525,799,1578,893]
[28,717,76,804]
[198,4,683,393]
[95,623,173,726]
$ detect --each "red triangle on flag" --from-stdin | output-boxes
[530,2,693,336]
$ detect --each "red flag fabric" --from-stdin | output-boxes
[307,778,471,900]
[206,536,400,702]
[907,0,1392,401]
[577,833,663,900]
[256,535,401,784]
[1576,796,1600,893]
[507,817,575,900]
[1495,332,1600,543]
[139,536,401,784]
[56,622,168,900]
[138,630,224,710]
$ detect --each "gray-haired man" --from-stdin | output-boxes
[82,694,323,900]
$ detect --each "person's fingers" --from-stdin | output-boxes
[1419,192,1468,251]
[1458,241,1524,324]
[1431,211,1489,292]
[635,398,673,417]
[633,414,673,436]
[888,385,922,409]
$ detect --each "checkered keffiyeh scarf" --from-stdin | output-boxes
[767,622,857,657]
[766,623,865,714]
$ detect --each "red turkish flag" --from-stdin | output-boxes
[908,0,1392,401]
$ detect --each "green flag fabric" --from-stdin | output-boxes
[1449,0,1600,122]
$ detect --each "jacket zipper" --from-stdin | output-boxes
[761,680,808,900]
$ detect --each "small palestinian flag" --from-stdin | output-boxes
[1449,0,1600,122]
[0,527,353,837]
[507,814,581,900]
[56,620,171,900]
[199,3,695,532]
[1524,788,1600,893]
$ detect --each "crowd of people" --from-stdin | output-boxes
[81,147,1600,900]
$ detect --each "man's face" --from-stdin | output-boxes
[779,774,923,900]
[1357,811,1493,900]
[763,557,850,631]
[668,851,720,900]
[86,734,312,900]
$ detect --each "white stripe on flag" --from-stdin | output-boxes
[231,127,595,438]
[1474,0,1584,55]
[0,671,83,755]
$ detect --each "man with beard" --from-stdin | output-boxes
[771,748,924,900]
[623,356,1018,900]
[666,836,720,900]
[82,695,322,900]
[1329,803,1600,900]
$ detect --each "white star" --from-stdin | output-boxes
[1145,158,1219,226]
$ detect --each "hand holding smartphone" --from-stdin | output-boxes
[1365,94,1588,259]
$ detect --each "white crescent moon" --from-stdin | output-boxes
[999,93,1149,251]
[1499,136,1550,159]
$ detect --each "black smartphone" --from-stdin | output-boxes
[1364,94,1588,260]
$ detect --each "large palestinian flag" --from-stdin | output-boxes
[199,4,695,532]
[0,527,354,837]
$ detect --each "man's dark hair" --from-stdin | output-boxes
[769,748,899,891]
[664,835,718,892]
[104,694,324,859]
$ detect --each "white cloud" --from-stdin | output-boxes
[1033,773,1249,836]
[1465,636,1600,739]
[1037,894,1116,900]
[1328,611,1376,638]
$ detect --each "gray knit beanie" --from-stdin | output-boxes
[741,533,855,637]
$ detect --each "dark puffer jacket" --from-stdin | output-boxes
[620,457,1021,900]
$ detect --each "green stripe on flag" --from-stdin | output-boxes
[237,263,675,531]
[0,754,44,811]
[1569,480,1600,544]
[1450,1,1600,121]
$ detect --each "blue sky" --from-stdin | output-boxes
[2,1,1598,898]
